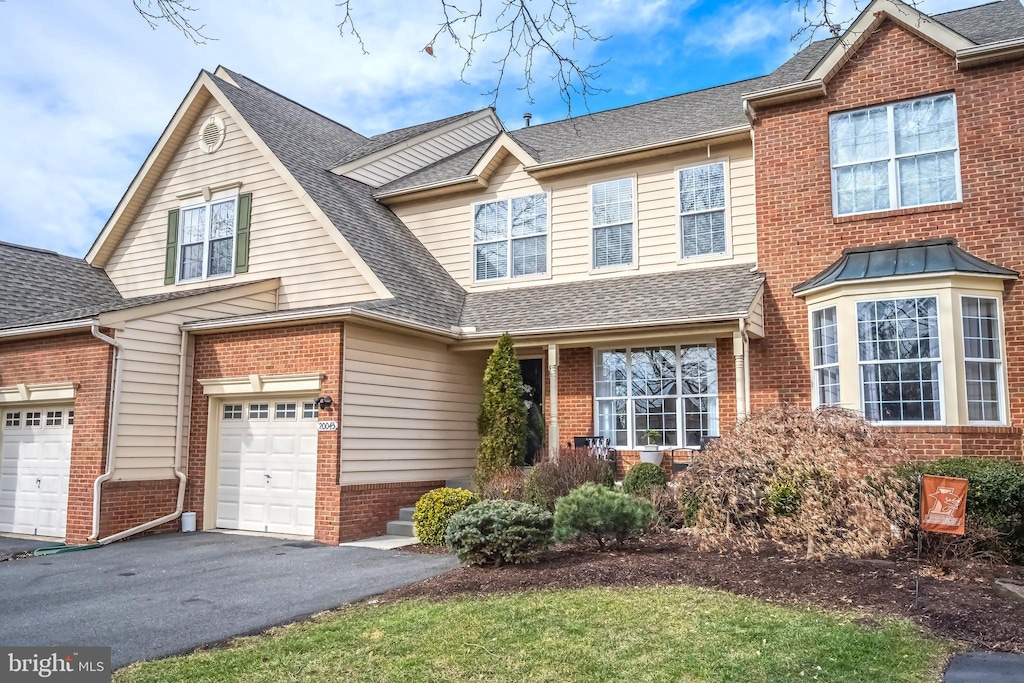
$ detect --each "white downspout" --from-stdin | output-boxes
[547,344,559,462]
[95,329,189,545]
[88,325,124,541]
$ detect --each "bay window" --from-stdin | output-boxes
[595,345,718,449]
[962,296,1003,423]
[811,306,840,407]
[473,193,548,281]
[829,93,960,216]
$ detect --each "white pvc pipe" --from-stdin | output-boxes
[96,329,189,545]
[88,325,124,541]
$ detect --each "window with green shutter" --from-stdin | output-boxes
[165,191,252,283]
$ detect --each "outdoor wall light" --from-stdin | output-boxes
[316,396,334,410]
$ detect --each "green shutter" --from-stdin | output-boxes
[235,193,253,274]
[164,209,179,285]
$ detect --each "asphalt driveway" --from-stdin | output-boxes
[0,532,457,669]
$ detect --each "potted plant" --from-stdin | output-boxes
[640,429,663,465]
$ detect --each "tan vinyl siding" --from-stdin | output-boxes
[340,324,486,484]
[104,98,377,309]
[344,118,500,187]
[110,291,277,481]
[393,140,757,289]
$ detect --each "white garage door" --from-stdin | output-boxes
[216,400,318,536]
[0,407,74,538]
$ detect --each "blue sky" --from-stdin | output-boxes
[0,0,978,256]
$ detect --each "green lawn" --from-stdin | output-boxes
[116,586,951,683]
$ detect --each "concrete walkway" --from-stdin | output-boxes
[0,531,457,669]
[945,652,1024,682]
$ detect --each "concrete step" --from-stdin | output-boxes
[398,507,415,522]
[386,520,415,537]
[445,476,475,491]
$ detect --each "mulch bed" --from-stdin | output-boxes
[390,534,1024,653]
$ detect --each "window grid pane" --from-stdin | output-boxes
[592,179,633,227]
[857,297,941,423]
[831,94,959,215]
[223,404,243,420]
[45,411,63,427]
[511,235,546,277]
[962,296,1002,423]
[248,403,269,420]
[4,412,20,427]
[593,223,633,269]
[275,403,297,419]
[679,163,727,259]
[811,306,841,406]
[472,194,548,280]
[302,402,319,419]
[25,412,41,427]
[474,243,507,281]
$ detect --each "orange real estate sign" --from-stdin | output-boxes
[921,475,968,535]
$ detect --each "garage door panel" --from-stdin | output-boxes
[0,406,73,538]
[216,400,317,536]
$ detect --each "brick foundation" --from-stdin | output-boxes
[751,18,1024,461]
[185,322,344,544]
[99,479,181,538]
[0,331,114,544]
[338,480,446,542]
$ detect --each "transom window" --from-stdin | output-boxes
[473,193,548,281]
[178,196,238,282]
[4,412,20,428]
[591,178,634,269]
[25,412,41,427]
[857,297,941,423]
[811,306,840,407]
[275,402,297,420]
[302,402,318,419]
[223,404,243,420]
[962,296,1003,423]
[595,345,718,449]
[679,162,727,259]
[830,94,960,216]
[248,403,269,420]
[67,411,74,426]
[45,411,63,427]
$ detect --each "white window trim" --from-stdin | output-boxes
[959,293,1007,426]
[588,175,639,273]
[829,93,962,218]
[593,344,719,450]
[809,305,841,409]
[176,187,240,284]
[675,157,732,264]
[854,295,945,426]
[470,189,553,284]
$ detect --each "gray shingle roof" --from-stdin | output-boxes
[933,0,1024,43]
[334,109,489,167]
[459,264,764,335]
[375,137,495,194]
[793,238,1019,294]
[0,242,122,329]
[213,69,468,330]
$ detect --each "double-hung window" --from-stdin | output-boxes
[811,306,841,407]
[857,297,941,423]
[473,193,548,281]
[591,178,634,269]
[595,345,718,449]
[962,296,1003,423]
[178,195,238,282]
[679,162,727,258]
[830,93,960,216]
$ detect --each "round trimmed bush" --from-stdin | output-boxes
[445,499,553,567]
[553,483,657,550]
[622,462,668,497]
[413,487,479,546]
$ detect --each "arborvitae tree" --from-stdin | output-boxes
[475,332,527,486]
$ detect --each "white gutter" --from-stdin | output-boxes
[88,325,124,541]
[957,37,1024,68]
[0,318,97,339]
[373,175,483,201]
[95,329,189,545]
[455,310,753,340]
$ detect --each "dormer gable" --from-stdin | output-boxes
[330,109,502,187]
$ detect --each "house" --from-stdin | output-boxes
[1,0,1022,546]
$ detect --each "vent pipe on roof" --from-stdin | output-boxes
[523,112,532,127]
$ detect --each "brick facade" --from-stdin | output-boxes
[98,479,181,538]
[338,480,445,541]
[0,331,114,543]
[751,18,1024,461]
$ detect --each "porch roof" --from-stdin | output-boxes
[458,264,764,337]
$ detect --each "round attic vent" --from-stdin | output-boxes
[198,115,226,153]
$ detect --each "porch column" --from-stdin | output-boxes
[547,344,559,461]
[733,330,747,423]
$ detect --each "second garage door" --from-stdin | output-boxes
[216,400,318,537]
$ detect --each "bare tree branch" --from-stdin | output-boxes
[789,0,923,47]
[132,0,211,44]
[336,0,368,55]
